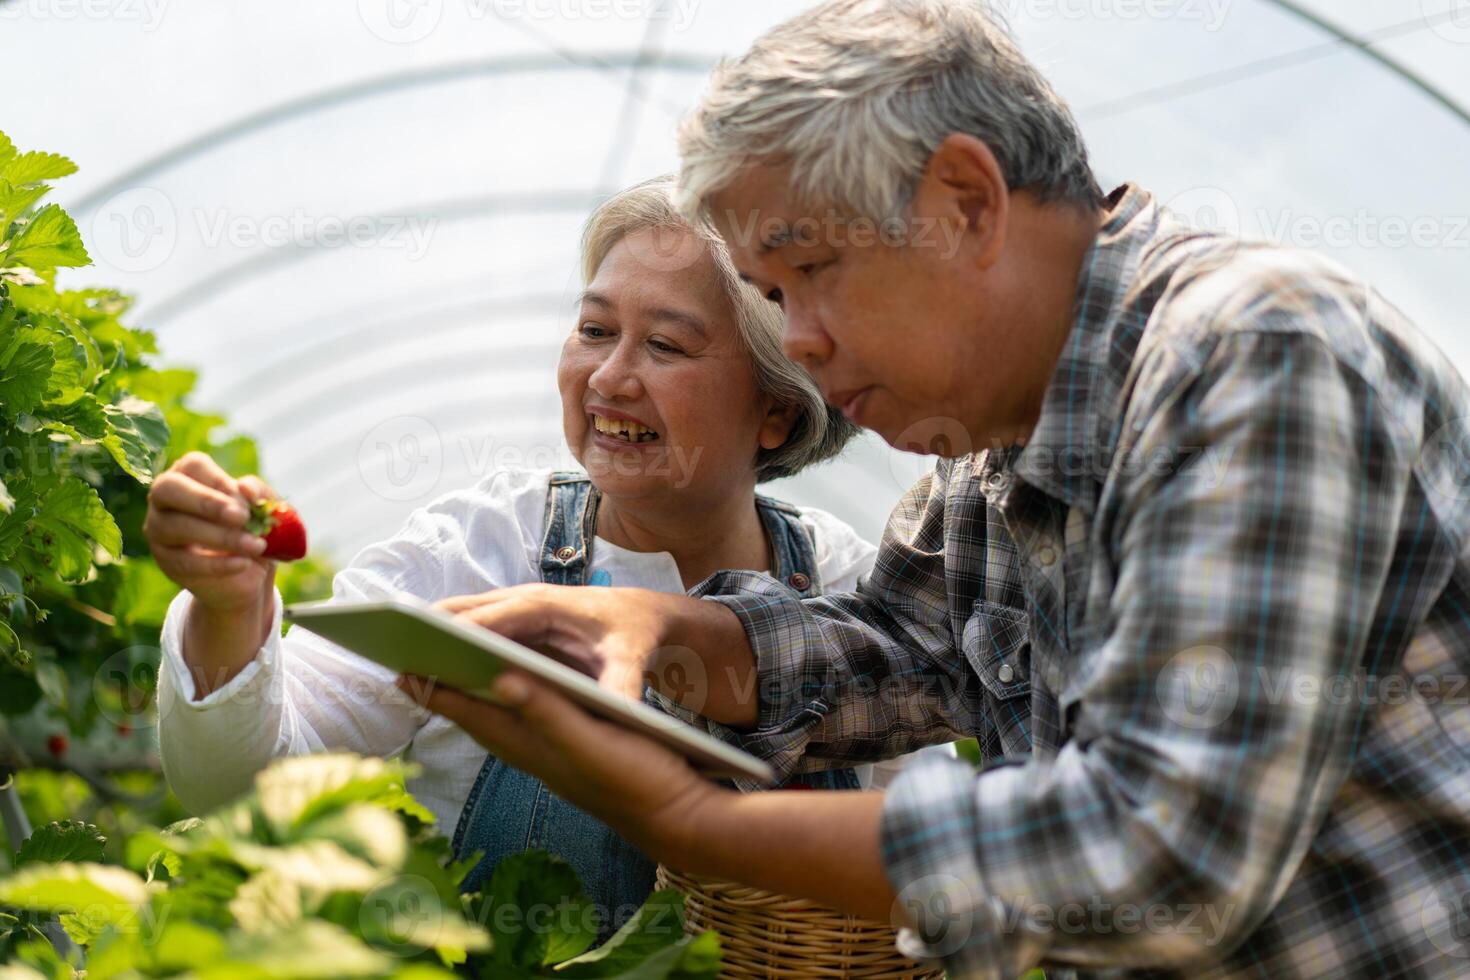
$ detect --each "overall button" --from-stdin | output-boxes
[788,572,811,590]
[554,546,576,561]
[998,663,1016,684]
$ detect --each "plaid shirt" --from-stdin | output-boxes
[691,183,1470,978]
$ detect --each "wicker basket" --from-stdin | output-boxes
[655,865,945,979]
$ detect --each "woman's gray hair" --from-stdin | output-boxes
[673,0,1104,223]
[579,175,859,483]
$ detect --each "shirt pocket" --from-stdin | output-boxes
[961,600,1032,702]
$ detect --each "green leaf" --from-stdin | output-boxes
[208,920,395,979]
[0,181,50,226]
[113,556,179,628]
[28,477,123,581]
[0,131,15,166]
[479,851,597,970]
[0,476,13,514]
[252,753,420,834]
[4,206,89,270]
[0,862,150,921]
[554,890,694,977]
[0,153,77,187]
[0,342,55,417]
[14,820,107,867]
[100,395,169,483]
[293,802,407,868]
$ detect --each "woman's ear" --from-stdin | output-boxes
[759,400,800,451]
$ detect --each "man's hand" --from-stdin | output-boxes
[394,669,721,859]
[431,583,759,727]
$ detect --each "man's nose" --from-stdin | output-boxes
[781,300,834,369]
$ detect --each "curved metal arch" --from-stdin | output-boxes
[72,51,719,215]
[140,190,599,325]
[1089,3,1470,130]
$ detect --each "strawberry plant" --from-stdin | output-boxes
[0,131,723,977]
[1,752,720,978]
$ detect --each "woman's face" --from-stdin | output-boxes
[558,226,793,505]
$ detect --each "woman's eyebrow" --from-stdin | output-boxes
[646,307,708,338]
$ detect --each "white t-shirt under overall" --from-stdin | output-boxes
[156,467,924,832]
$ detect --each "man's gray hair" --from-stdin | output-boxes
[580,175,860,483]
[674,0,1103,223]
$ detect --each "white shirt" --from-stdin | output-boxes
[156,467,925,833]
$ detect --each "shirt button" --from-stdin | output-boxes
[1037,545,1057,567]
[788,572,811,590]
[998,663,1016,684]
[985,472,1007,493]
[554,546,576,561]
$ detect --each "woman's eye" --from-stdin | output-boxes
[579,322,609,338]
[650,339,682,355]
[765,287,784,305]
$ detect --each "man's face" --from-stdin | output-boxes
[707,163,1030,456]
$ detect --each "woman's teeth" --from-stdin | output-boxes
[593,414,659,443]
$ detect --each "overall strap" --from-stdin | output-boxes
[754,493,822,596]
[538,471,601,585]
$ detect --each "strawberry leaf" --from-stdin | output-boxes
[4,205,90,270]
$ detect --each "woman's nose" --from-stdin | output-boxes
[587,343,643,400]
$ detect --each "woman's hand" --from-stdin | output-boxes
[145,451,277,614]
[394,669,723,860]
[431,583,759,726]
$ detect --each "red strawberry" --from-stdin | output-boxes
[47,734,67,758]
[246,496,308,561]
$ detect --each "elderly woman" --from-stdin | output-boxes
[147,175,911,939]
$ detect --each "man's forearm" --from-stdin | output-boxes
[647,593,759,728]
[664,788,897,923]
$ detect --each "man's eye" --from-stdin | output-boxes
[580,322,609,338]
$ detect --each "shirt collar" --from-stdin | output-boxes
[1010,181,1163,514]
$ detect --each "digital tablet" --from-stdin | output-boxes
[282,597,776,785]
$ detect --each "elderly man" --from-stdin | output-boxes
[397,1,1470,976]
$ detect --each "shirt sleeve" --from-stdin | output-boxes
[155,473,526,816]
[689,461,988,789]
[880,326,1416,976]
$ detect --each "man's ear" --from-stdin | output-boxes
[907,132,1010,269]
[759,399,801,451]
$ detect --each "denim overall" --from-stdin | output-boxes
[450,472,861,940]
